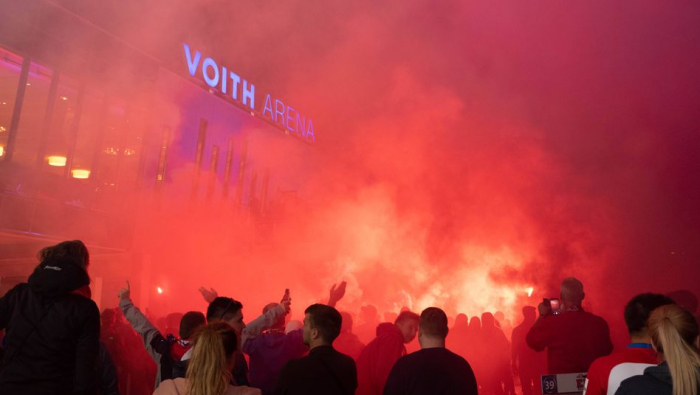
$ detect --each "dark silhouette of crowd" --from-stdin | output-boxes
[1,240,699,395]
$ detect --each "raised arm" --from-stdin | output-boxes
[328,281,347,308]
[118,281,163,362]
[241,290,291,346]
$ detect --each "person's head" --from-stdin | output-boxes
[186,322,238,395]
[522,306,537,322]
[469,316,481,331]
[263,302,285,331]
[418,307,448,348]
[206,297,244,334]
[38,240,90,271]
[303,304,342,348]
[101,309,116,328]
[180,311,206,341]
[166,312,184,336]
[395,311,420,343]
[361,305,378,323]
[481,312,495,329]
[454,313,469,330]
[648,304,700,395]
[624,293,675,338]
[340,311,353,333]
[560,277,585,308]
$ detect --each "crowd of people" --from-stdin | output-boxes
[0,240,699,395]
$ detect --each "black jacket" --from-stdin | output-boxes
[275,345,357,395]
[616,362,700,395]
[0,257,100,395]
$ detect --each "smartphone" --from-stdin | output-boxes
[550,298,561,314]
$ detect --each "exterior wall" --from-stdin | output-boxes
[0,0,316,309]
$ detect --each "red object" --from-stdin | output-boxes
[585,346,657,395]
[356,323,406,395]
[526,310,613,374]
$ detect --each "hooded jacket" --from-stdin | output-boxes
[356,322,407,395]
[0,256,100,394]
[616,362,700,395]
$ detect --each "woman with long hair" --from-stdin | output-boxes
[155,321,261,395]
[617,304,700,395]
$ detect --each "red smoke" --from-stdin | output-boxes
[18,0,700,336]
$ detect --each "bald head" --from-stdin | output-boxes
[560,277,585,308]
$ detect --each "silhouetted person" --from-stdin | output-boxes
[617,304,700,395]
[527,277,613,374]
[481,312,512,395]
[512,306,546,395]
[0,240,100,394]
[585,293,674,395]
[466,315,485,389]
[494,311,513,341]
[384,307,478,395]
[335,311,366,361]
[448,313,470,361]
[356,311,420,395]
[275,304,357,394]
[356,305,381,345]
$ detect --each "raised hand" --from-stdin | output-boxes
[328,281,347,307]
[280,289,291,313]
[199,286,218,303]
[118,281,130,301]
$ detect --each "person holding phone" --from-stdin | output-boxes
[526,277,613,374]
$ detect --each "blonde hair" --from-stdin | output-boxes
[186,321,237,395]
[649,304,700,395]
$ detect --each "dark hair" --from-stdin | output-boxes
[395,311,420,326]
[180,311,207,340]
[38,240,90,270]
[207,297,243,322]
[420,307,449,338]
[305,304,342,343]
[624,293,675,334]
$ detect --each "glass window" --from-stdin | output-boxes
[0,48,23,161]
[96,100,127,187]
[44,75,78,175]
[70,89,103,180]
[13,61,53,167]
[118,108,145,189]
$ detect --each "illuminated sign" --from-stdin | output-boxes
[183,43,315,143]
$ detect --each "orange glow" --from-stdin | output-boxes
[0,146,4,157]
[527,287,534,297]
[71,169,90,179]
[157,286,163,294]
[47,155,67,167]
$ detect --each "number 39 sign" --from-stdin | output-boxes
[541,373,587,394]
